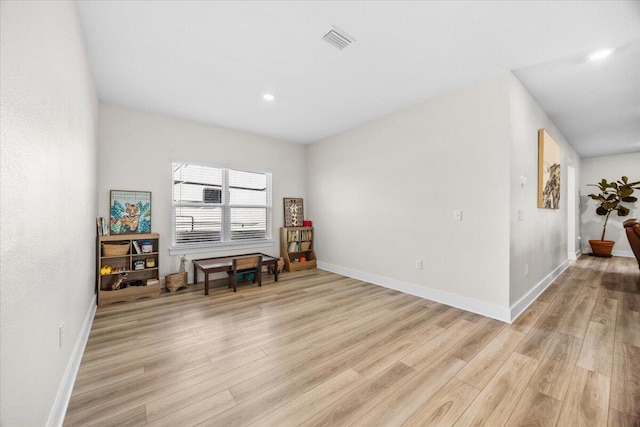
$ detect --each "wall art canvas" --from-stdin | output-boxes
[538,129,561,209]
[284,198,304,227]
[110,190,152,234]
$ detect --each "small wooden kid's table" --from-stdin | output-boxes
[192,253,279,295]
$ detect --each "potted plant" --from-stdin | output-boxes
[587,176,640,257]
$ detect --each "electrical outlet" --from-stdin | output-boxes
[453,210,462,221]
[525,264,529,276]
[416,260,423,270]
[59,323,64,348]
[517,210,524,222]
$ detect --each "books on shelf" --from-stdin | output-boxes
[132,241,142,254]
[96,217,110,236]
[285,227,313,253]
[287,241,311,253]
[280,226,316,272]
[287,229,312,242]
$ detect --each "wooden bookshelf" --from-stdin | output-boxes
[97,233,161,305]
[280,227,317,272]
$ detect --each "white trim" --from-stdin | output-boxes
[317,261,511,322]
[612,249,634,258]
[46,295,96,427]
[509,260,569,323]
[568,249,581,260]
[567,166,576,257]
[581,247,634,258]
[169,240,274,255]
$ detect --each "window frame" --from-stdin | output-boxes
[170,161,273,255]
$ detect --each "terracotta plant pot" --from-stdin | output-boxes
[589,240,615,257]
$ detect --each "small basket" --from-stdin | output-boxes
[166,271,187,292]
[268,257,285,275]
[102,242,130,256]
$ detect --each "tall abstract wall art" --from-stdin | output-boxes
[538,129,561,209]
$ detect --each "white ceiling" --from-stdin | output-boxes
[515,39,640,158]
[77,1,640,157]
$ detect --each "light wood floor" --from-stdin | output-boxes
[64,255,640,426]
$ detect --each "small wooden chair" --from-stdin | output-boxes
[228,256,262,292]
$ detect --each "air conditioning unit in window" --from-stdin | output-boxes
[203,188,221,203]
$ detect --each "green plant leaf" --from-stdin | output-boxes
[620,188,633,198]
[589,176,638,223]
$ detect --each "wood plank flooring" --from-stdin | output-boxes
[64,255,640,426]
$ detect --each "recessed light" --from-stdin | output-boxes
[263,93,275,101]
[588,48,614,61]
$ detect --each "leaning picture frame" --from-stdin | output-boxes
[110,190,152,234]
[538,129,561,209]
[283,198,304,227]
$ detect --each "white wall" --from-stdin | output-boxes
[580,152,640,257]
[98,103,307,282]
[308,74,512,319]
[0,2,98,426]
[508,74,580,309]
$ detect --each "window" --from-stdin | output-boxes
[172,162,272,250]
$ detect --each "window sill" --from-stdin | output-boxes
[169,240,274,256]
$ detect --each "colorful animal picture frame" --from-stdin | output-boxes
[538,129,561,209]
[110,190,151,234]
[283,198,304,227]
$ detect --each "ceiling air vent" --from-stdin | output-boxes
[322,26,355,50]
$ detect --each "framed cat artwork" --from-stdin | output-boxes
[110,190,152,234]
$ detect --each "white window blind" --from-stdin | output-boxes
[172,162,271,249]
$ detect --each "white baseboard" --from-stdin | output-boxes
[581,247,634,258]
[317,261,511,322]
[568,249,581,260]
[612,249,634,258]
[46,295,96,427]
[509,260,569,323]
[317,260,571,324]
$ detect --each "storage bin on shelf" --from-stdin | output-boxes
[102,242,130,256]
